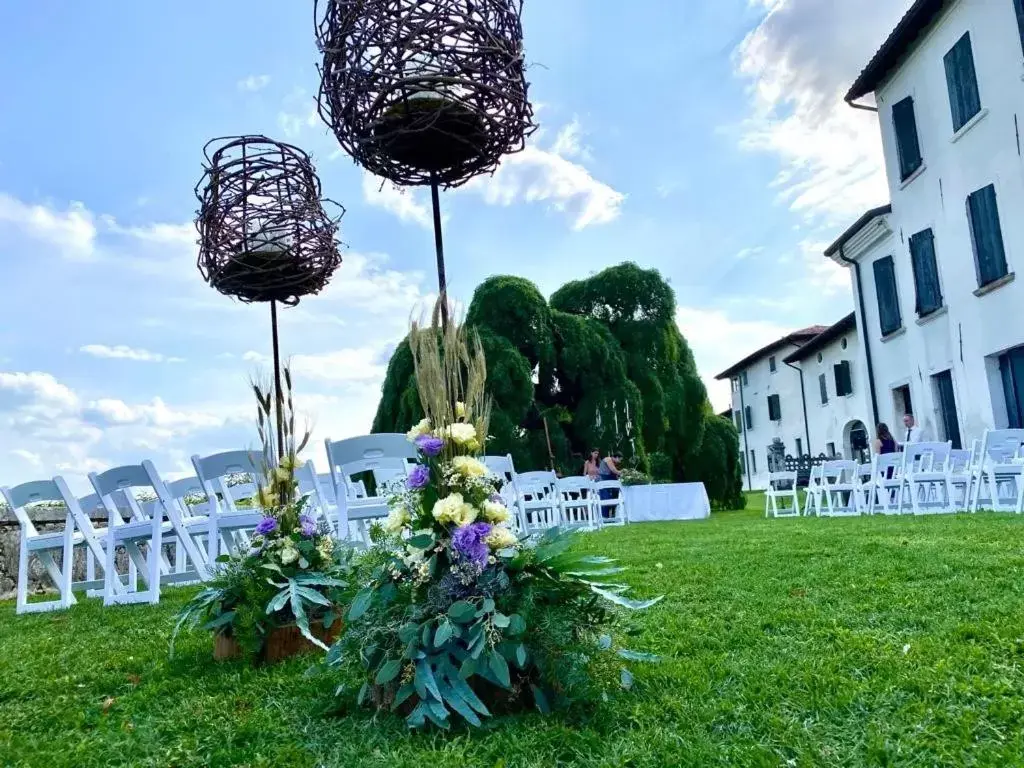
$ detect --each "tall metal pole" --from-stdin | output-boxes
[430,175,449,330]
[270,300,285,462]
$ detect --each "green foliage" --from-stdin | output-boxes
[372,264,741,506]
[687,413,745,511]
[619,469,652,487]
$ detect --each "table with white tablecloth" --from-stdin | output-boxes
[622,482,711,522]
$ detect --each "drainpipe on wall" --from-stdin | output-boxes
[737,376,752,492]
[845,97,879,114]
[837,242,880,426]
[785,358,812,456]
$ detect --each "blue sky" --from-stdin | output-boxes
[0,0,914,492]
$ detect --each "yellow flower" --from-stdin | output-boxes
[257,487,279,509]
[432,494,477,526]
[485,527,519,550]
[279,454,300,471]
[406,417,432,441]
[455,401,466,419]
[444,423,479,448]
[384,506,411,533]
[273,467,292,484]
[316,536,335,560]
[279,544,300,565]
[481,500,511,524]
[451,456,488,478]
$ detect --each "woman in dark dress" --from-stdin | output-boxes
[873,423,897,455]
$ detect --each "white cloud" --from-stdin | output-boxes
[799,238,850,295]
[243,347,387,384]
[676,307,796,411]
[465,121,625,230]
[238,74,271,92]
[0,371,79,409]
[0,194,97,259]
[10,449,42,468]
[361,173,432,228]
[80,344,184,363]
[82,397,226,434]
[733,0,912,222]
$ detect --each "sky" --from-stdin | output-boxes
[0,0,916,492]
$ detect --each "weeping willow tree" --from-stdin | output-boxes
[372,264,739,506]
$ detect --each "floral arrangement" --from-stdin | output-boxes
[172,368,350,660]
[326,307,661,729]
[619,468,652,487]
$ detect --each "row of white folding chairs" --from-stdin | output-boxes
[766,430,1024,519]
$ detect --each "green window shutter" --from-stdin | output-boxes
[818,373,828,405]
[909,229,942,315]
[734,411,742,431]
[834,361,853,397]
[872,256,902,335]
[767,395,781,421]
[944,33,981,132]
[892,97,923,180]
[744,405,753,430]
[967,185,1008,287]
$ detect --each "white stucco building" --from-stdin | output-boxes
[826,0,1024,449]
[715,320,873,490]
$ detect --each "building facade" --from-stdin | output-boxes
[716,321,872,490]
[830,0,1024,449]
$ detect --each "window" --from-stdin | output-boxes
[741,371,749,387]
[944,33,981,132]
[744,405,753,430]
[826,442,836,457]
[734,410,743,431]
[1016,0,1024,57]
[909,228,942,316]
[749,450,757,474]
[834,361,853,397]
[841,338,848,350]
[769,355,777,373]
[892,96,923,181]
[767,394,782,422]
[732,378,739,393]
[817,352,823,363]
[739,452,745,474]
[818,373,828,405]
[873,256,902,336]
[999,347,1024,429]
[967,184,1009,288]
[933,370,962,449]
[795,437,803,457]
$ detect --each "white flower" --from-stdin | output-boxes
[482,500,510,524]
[384,506,411,533]
[279,544,300,565]
[432,493,477,526]
[455,401,466,419]
[406,417,432,441]
[485,526,519,550]
[451,456,488,478]
[444,423,479,449]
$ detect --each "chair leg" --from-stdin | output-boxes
[15,537,30,614]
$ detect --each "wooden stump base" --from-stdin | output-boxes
[213,620,341,664]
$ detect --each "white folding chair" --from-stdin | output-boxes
[765,471,799,518]
[903,442,953,515]
[556,477,598,530]
[869,454,906,515]
[803,464,825,516]
[592,479,627,526]
[296,460,339,535]
[158,476,214,580]
[947,445,976,513]
[512,471,561,532]
[483,454,517,486]
[853,462,874,515]
[970,430,1024,514]
[324,434,418,544]
[1,481,94,613]
[191,450,267,560]
[89,461,211,605]
[820,460,860,517]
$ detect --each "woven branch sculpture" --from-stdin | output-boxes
[195,136,343,306]
[315,0,536,188]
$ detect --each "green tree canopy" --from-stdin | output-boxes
[372,263,740,507]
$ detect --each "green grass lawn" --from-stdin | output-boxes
[4,504,1024,767]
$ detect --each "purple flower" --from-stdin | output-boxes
[451,522,492,569]
[255,516,278,536]
[406,464,430,490]
[299,514,317,537]
[489,493,503,505]
[415,434,444,457]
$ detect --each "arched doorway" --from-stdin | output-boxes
[844,420,869,464]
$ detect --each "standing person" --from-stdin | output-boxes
[583,449,601,480]
[874,424,897,455]
[599,451,622,481]
[900,413,930,447]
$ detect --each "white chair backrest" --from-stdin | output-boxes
[483,454,516,484]
[768,471,797,489]
[1,480,64,535]
[823,460,857,483]
[948,449,972,473]
[903,441,952,473]
[556,476,593,495]
[190,450,265,514]
[515,471,558,498]
[873,453,904,481]
[324,434,418,501]
[980,429,1024,466]
[89,463,164,526]
[807,464,824,486]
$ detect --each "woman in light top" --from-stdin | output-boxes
[583,449,601,480]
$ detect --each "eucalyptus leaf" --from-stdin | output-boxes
[598,634,612,650]
[375,659,402,685]
[618,649,661,663]
[407,534,434,549]
[348,587,373,621]
[447,601,477,623]
[492,613,511,629]
[507,614,526,636]
[488,651,511,689]
[434,620,453,648]
[620,667,634,690]
[590,585,664,611]
[531,684,551,715]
